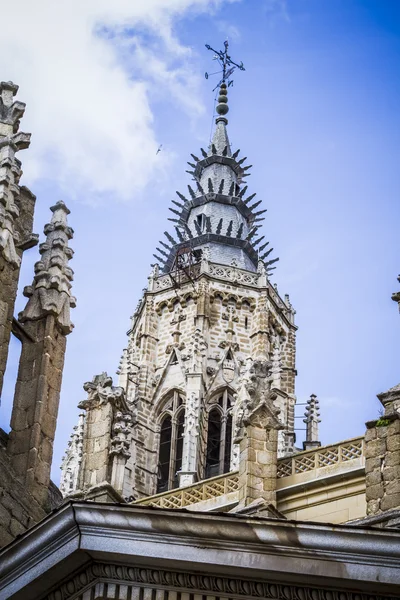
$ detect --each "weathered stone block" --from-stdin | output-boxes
[366,470,382,486]
[365,438,386,459]
[386,435,400,452]
[364,428,376,442]
[381,492,400,512]
[366,483,384,500]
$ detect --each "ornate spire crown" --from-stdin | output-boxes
[153,41,279,277]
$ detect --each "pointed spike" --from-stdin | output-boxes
[236,223,244,239]
[184,224,193,239]
[254,217,265,223]
[160,240,172,251]
[164,231,177,245]
[172,200,184,209]
[259,241,270,252]
[169,208,181,216]
[176,191,188,202]
[216,218,223,235]
[218,179,225,194]
[253,236,265,248]
[238,185,248,198]
[226,220,233,237]
[206,216,212,233]
[194,220,202,236]
[168,218,180,223]
[200,148,207,158]
[222,145,228,157]
[254,209,267,216]
[243,193,256,205]
[186,170,195,176]
[246,226,259,241]
[211,143,217,154]
[190,154,200,162]
[208,178,214,193]
[265,257,279,266]
[248,200,262,211]
[187,162,196,168]
[187,185,196,199]
[238,156,247,165]
[175,227,184,242]
[243,165,253,171]
[156,247,169,258]
[153,254,166,264]
[196,181,205,195]
[262,247,274,260]
[267,266,277,272]
[228,182,235,196]
[232,149,240,159]
[242,173,250,177]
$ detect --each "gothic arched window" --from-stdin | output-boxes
[157,391,185,493]
[205,390,233,479]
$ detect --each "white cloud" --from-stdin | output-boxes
[0,0,232,202]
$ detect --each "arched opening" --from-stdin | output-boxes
[205,390,234,479]
[156,391,185,493]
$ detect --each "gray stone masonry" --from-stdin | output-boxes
[365,383,400,516]
[7,201,75,509]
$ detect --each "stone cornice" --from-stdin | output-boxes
[1,502,400,599]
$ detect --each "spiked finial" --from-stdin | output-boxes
[303,394,321,450]
[19,201,75,334]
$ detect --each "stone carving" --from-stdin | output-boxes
[19,201,76,334]
[0,81,31,267]
[181,328,207,372]
[184,392,200,437]
[59,413,84,497]
[46,562,389,600]
[78,372,127,411]
[110,411,133,458]
[234,358,282,439]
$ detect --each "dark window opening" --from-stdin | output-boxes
[244,316,248,329]
[157,391,185,493]
[205,390,234,479]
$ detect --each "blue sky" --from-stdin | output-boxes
[0,0,399,483]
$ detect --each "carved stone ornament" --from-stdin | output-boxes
[110,410,133,458]
[45,562,389,600]
[0,81,31,268]
[181,328,207,372]
[234,358,282,439]
[78,372,128,412]
[18,201,76,333]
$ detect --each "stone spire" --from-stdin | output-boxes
[19,200,76,334]
[303,394,321,450]
[0,81,31,267]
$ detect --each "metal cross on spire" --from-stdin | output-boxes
[205,40,245,91]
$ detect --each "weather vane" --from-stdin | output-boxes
[205,40,245,91]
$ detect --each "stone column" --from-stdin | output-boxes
[0,82,37,397]
[237,401,281,507]
[365,384,400,516]
[179,328,207,486]
[7,201,75,508]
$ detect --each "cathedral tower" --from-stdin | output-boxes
[61,47,297,501]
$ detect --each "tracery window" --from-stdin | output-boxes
[205,390,233,479]
[157,391,185,493]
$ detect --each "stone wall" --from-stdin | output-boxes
[365,414,400,515]
[0,441,46,548]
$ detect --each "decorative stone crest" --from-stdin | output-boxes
[181,328,207,372]
[110,411,133,458]
[78,372,127,412]
[0,81,32,267]
[234,358,282,439]
[19,201,76,334]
